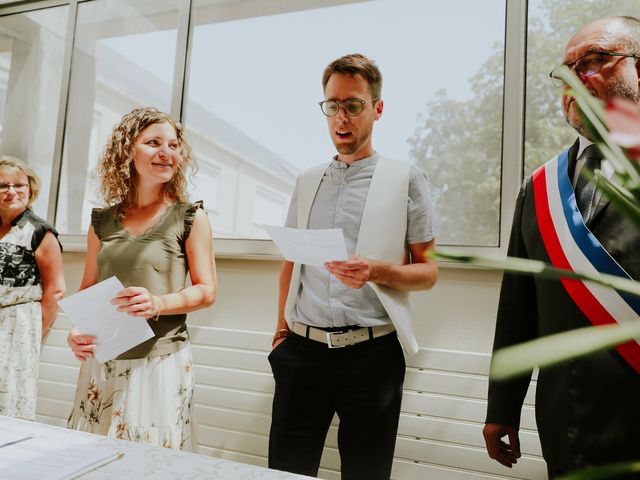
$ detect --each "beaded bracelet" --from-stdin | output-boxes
[272,328,291,346]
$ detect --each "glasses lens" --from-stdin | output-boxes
[0,183,28,193]
[575,54,604,78]
[321,101,339,117]
[344,100,363,116]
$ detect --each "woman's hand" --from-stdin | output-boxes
[112,286,161,319]
[67,327,96,362]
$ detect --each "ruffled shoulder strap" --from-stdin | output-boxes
[183,200,204,241]
[91,207,111,240]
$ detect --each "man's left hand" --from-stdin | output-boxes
[325,255,374,289]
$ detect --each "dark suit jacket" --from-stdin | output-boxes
[486,139,640,475]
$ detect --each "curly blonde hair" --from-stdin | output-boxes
[0,155,41,209]
[98,107,194,211]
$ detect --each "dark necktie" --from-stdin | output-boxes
[574,144,602,223]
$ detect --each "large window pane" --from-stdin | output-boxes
[0,6,68,218]
[185,0,506,244]
[524,0,638,177]
[56,0,187,234]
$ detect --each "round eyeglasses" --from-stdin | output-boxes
[549,51,640,88]
[0,183,29,194]
[318,98,379,117]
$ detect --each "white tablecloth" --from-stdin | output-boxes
[0,416,313,480]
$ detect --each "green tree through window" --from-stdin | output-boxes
[408,0,638,246]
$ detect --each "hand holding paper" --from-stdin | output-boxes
[262,225,348,266]
[59,277,154,363]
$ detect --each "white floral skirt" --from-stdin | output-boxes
[0,302,41,420]
[67,344,195,450]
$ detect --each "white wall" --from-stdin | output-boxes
[39,253,545,480]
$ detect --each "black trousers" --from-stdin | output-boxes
[268,331,405,480]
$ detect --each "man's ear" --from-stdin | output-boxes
[374,99,384,121]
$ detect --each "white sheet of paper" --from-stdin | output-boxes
[0,428,122,480]
[263,225,348,266]
[58,276,155,363]
[0,431,31,448]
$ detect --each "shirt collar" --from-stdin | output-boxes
[576,134,593,160]
[331,152,379,171]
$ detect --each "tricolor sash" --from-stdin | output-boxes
[532,150,640,373]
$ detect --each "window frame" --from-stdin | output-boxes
[0,0,529,263]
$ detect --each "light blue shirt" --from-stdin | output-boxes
[285,153,437,328]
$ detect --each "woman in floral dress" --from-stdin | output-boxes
[0,156,65,420]
[66,107,216,450]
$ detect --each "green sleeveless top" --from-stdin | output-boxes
[91,201,200,360]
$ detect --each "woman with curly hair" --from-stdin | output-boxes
[67,107,216,450]
[0,156,65,419]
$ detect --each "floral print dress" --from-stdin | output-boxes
[0,209,58,420]
[67,347,195,449]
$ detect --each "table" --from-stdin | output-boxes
[0,416,313,479]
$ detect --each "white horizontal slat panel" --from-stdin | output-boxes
[391,458,526,480]
[35,414,67,427]
[37,379,76,402]
[195,365,274,393]
[401,391,537,431]
[405,368,536,406]
[39,362,79,385]
[197,425,268,458]
[408,348,492,375]
[195,385,273,415]
[395,437,547,479]
[192,345,270,373]
[397,414,542,457]
[39,344,78,368]
[191,326,271,351]
[36,397,73,420]
[194,405,271,435]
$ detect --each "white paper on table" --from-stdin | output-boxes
[0,429,122,480]
[0,431,31,448]
[262,225,348,266]
[58,276,154,363]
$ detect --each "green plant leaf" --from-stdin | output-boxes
[490,322,640,380]
[558,460,640,480]
[593,172,640,228]
[432,250,640,298]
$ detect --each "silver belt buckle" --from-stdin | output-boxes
[326,331,347,348]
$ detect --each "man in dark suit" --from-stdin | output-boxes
[483,16,640,478]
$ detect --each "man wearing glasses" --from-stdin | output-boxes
[484,17,640,478]
[268,53,438,479]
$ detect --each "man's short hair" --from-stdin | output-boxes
[322,53,382,100]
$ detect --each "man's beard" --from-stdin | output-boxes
[565,78,640,137]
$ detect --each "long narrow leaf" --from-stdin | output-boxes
[558,460,640,480]
[594,172,640,227]
[432,250,640,298]
[490,322,640,380]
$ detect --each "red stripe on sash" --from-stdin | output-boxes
[532,166,640,374]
